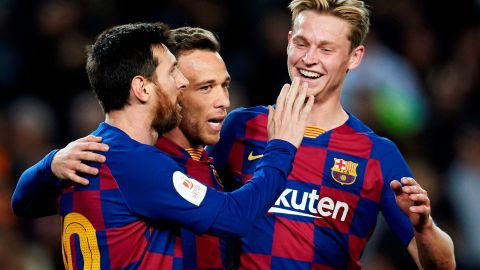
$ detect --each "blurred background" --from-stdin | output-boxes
[0,0,479,269]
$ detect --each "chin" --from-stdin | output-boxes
[203,135,220,146]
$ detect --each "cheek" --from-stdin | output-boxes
[327,56,350,72]
[287,50,302,64]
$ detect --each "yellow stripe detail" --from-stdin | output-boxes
[62,213,100,270]
[185,148,203,161]
[304,125,326,139]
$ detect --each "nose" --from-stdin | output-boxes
[215,87,230,110]
[176,70,189,90]
[302,48,318,65]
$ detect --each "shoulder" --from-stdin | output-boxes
[225,106,269,123]
[344,113,402,157]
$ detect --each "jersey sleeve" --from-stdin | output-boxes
[11,150,62,218]
[119,139,296,237]
[206,107,247,191]
[378,140,415,246]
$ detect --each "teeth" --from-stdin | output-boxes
[299,69,321,78]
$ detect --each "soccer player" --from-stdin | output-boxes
[11,22,314,269]
[207,0,455,269]
[13,1,457,269]
[162,26,232,270]
[11,26,235,269]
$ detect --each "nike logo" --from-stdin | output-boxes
[248,151,264,161]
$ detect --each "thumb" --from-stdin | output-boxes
[390,180,403,196]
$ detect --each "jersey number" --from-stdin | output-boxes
[62,212,100,270]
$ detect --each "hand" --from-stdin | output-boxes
[390,177,432,231]
[51,135,109,185]
[267,77,314,148]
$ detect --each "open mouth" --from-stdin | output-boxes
[299,68,323,79]
[207,116,225,131]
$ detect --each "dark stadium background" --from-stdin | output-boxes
[0,0,478,269]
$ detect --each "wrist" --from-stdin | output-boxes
[46,149,61,179]
[414,216,434,234]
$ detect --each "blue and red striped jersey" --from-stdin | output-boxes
[207,106,415,270]
[155,136,228,270]
[52,122,296,269]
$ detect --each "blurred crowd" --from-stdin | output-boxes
[0,0,479,269]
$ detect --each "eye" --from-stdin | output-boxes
[296,42,306,48]
[321,47,334,53]
[200,85,212,91]
[292,38,308,48]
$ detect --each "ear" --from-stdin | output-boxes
[347,45,365,70]
[131,76,150,103]
[287,30,293,49]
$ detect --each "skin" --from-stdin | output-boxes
[165,50,231,148]
[148,45,185,135]
[287,11,364,130]
[51,45,189,182]
[286,10,454,269]
[107,44,188,145]
[51,13,455,268]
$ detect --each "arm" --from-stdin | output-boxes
[209,80,313,237]
[391,178,456,270]
[123,79,313,237]
[11,135,109,217]
[11,150,61,217]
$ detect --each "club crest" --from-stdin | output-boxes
[331,158,358,185]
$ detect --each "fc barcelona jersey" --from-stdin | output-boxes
[155,136,228,270]
[56,122,296,269]
[207,106,414,270]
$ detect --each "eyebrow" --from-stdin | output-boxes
[292,34,336,46]
[197,75,231,86]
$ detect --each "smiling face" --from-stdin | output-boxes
[287,10,364,101]
[176,49,231,147]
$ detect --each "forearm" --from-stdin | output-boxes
[209,139,296,237]
[412,218,456,270]
[11,150,61,218]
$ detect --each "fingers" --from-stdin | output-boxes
[393,177,431,210]
[67,172,90,186]
[299,91,314,122]
[275,83,290,113]
[400,177,427,196]
[75,151,107,163]
[75,162,100,176]
[284,77,301,116]
[408,194,430,211]
[267,77,313,148]
[267,105,275,139]
[292,82,307,118]
[389,180,403,195]
[77,135,103,143]
[79,141,109,152]
[51,135,109,183]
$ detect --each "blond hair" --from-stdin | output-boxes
[289,0,370,49]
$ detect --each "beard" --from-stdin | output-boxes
[151,90,182,135]
[178,102,219,147]
[178,110,204,147]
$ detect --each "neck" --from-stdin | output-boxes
[105,107,157,145]
[164,127,203,150]
[307,93,348,131]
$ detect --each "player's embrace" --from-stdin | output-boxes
[11,22,313,269]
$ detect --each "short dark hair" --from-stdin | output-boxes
[169,27,221,57]
[86,22,173,112]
